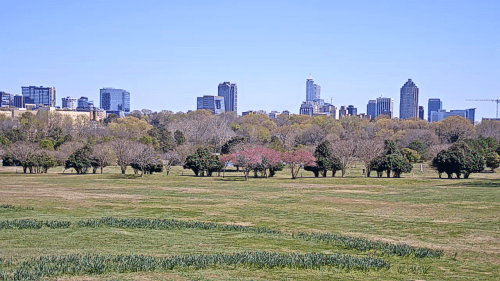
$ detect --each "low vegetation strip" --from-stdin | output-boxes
[0,219,70,229]
[78,217,443,258]
[0,205,33,211]
[293,233,443,258]
[0,252,389,280]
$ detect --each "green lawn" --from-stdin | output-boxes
[0,164,499,280]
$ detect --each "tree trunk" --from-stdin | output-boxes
[101,166,104,174]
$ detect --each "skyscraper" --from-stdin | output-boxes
[399,79,419,120]
[21,86,56,107]
[347,105,357,116]
[419,106,424,120]
[218,82,237,113]
[100,88,130,114]
[427,98,442,122]
[306,74,321,102]
[197,95,225,115]
[61,96,77,110]
[367,100,377,119]
[376,97,394,118]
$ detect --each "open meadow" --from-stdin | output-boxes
[0,164,499,280]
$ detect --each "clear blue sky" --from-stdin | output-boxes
[1,0,499,119]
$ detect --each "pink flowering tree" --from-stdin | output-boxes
[259,147,283,177]
[229,147,283,180]
[230,148,263,181]
[282,148,316,179]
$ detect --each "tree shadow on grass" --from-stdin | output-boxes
[454,179,500,188]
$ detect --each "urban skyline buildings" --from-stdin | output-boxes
[21,86,56,108]
[399,79,419,120]
[367,100,377,118]
[197,95,225,114]
[61,96,77,110]
[1,92,11,108]
[306,74,321,102]
[13,95,23,108]
[428,98,443,122]
[77,96,94,111]
[100,88,130,115]
[376,97,394,118]
[430,108,476,123]
[218,82,237,113]
[347,105,357,116]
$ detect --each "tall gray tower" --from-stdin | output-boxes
[218,82,237,113]
[306,74,320,102]
[399,79,419,120]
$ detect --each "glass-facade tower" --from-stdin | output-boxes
[427,98,442,122]
[399,79,419,120]
[367,100,377,119]
[218,82,237,113]
[377,97,394,118]
[197,95,225,114]
[100,88,130,113]
[21,86,56,107]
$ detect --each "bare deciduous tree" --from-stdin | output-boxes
[427,144,452,161]
[162,151,179,175]
[9,141,39,173]
[356,139,385,177]
[132,146,158,177]
[273,126,297,151]
[330,139,356,177]
[110,139,143,174]
[90,143,114,174]
[53,141,84,166]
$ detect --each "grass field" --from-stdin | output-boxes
[0,164,499,280]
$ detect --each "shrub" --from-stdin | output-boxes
[401,148,420,163]
[431,140,484,179]
[485,152,500,172]
[183,147,220,176]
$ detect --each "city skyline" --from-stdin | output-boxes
[1,1,499,119]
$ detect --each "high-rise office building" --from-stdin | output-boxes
[419,106,424,120]
[21,86,56,107]
[430,108,476,123]
[13,95,23,108]
[367,100,377,119]
[1,92,11,107]
[61,96,77,110]
[399,79,419,120]
[77,96,94,111]
[347,105,357,116]
[306,74,321,102]
[339,106,348,118]
[376,97,394,118]
[197,95,225,114]
[100,88,130,114]
[427,98,442,122]
[218,82,237,113]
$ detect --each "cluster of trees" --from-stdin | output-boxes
[1,108,500,179]
[432,138,500,178]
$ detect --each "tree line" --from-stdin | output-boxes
[0,110,499,178]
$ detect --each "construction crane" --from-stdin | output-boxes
[465,99,500,118]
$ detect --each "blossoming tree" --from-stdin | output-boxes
[282,148,316,179]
